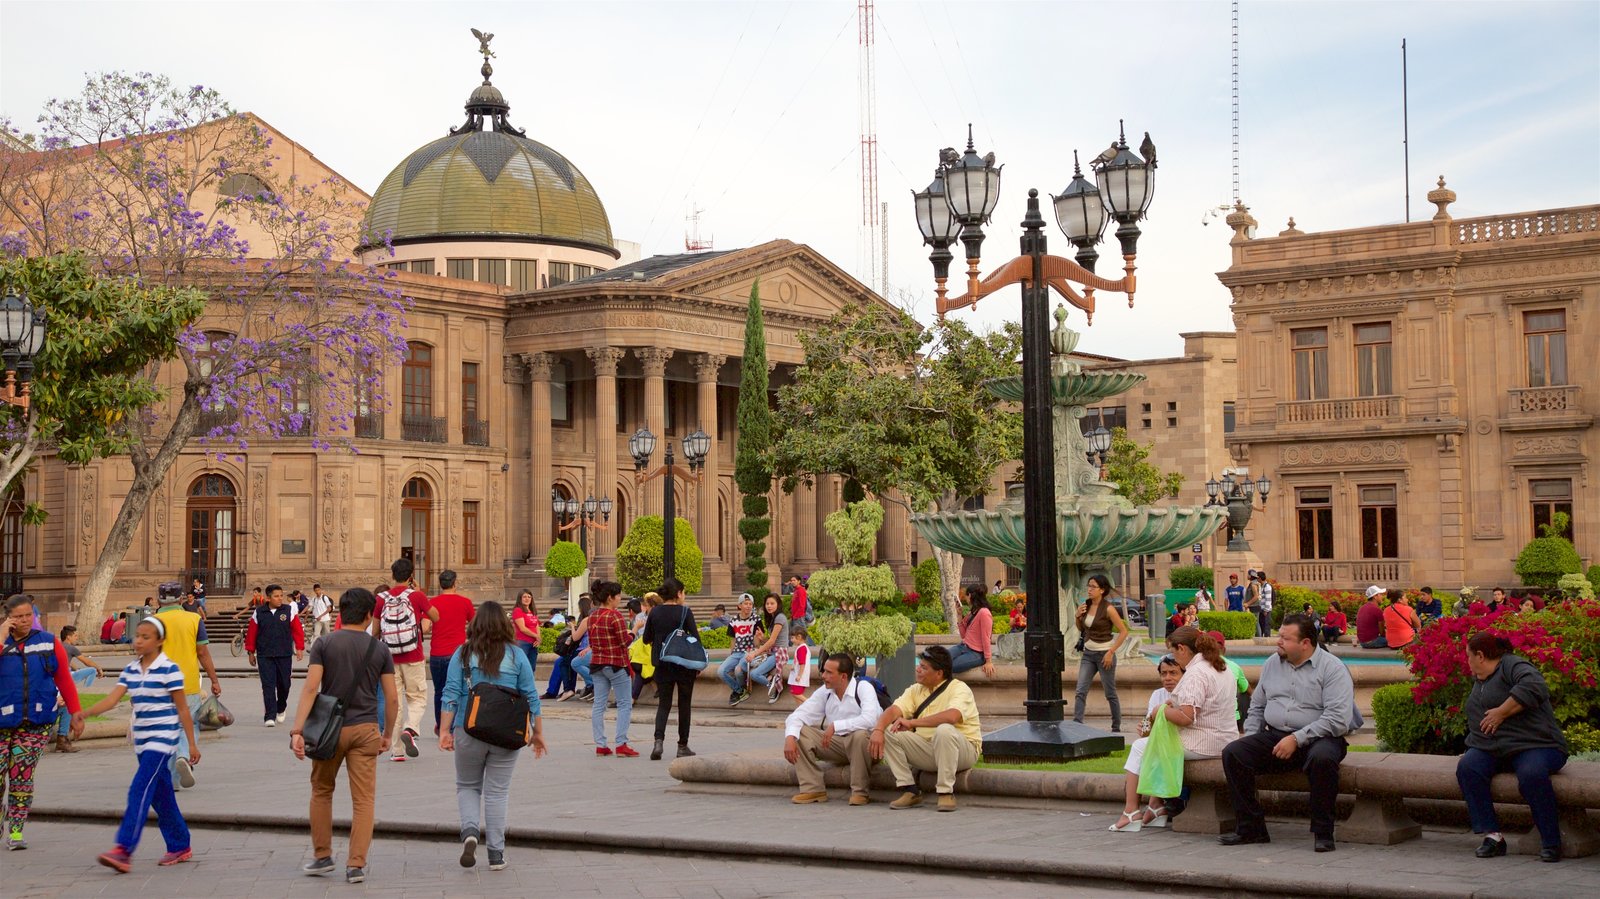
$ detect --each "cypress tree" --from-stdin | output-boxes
[735,280,773,600]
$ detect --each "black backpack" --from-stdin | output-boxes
[853,674,893,711]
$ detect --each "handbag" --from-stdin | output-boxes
[302,636,380,761]
[458,648,534,751]
[658,606,708,671]
[1137,710,1186,798]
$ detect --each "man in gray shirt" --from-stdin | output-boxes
[1219,613,1360,853]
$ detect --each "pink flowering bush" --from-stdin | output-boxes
[1376,600,1600,754]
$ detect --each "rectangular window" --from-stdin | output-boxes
[409,259,434,275]
[462,362,480,421]
[1141,418,1151,429]
[572,264,594,280]
[1296,487,1334,560]
[1530,478,1574,540]
[1354,322,1393,397]
[1358,485,1399,559]
[1524,310,1568,387]
[548,262,572,286]
[1223,401,1236,433]
[403,345,433,419]
[551,360,570,426]
[384,261,406,272]
[476,258,507,286]
[446,258,474,280]
[1293,328,1329,400]
[462,501,480,565]
[510,260,537,291]
[1081,405,1126,433]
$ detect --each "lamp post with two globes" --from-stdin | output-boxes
[0,287,48,410]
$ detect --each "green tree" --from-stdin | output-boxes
[1103,427,1184,506]
[734,280,773,600]
[772,303,1021,627]
[1515,513,1581,588]
[0,252,204,511]
[616,515,704,598]
[543,540,588,580]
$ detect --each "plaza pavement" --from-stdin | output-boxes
[21,670,1600,899]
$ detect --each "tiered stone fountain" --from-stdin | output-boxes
[913,305,1228,670]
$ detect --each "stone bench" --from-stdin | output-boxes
[1174,753,1600,857]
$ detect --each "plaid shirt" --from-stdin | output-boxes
[586,607,631,669]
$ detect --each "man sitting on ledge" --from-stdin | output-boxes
[1219,612,1360,853]
[783,653,882,806]
[869,645,982,812]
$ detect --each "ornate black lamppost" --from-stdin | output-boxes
[1205,471,1272,552]
[552,488,613,560]
[914,122,1155,754]
[630,427,710,585]
[0,286,47,410]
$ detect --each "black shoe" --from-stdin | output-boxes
[676,743,695,758]
[302,857,336,876]
[1475,836,1508,858]
[345,867,367,884]
[460,830,478,868]
[1314,836,1336,853]
[1539,846,1562,863]
[581,686,594,699]
[650,740,664,761]
[1218,831,1271,847]
[1162,796,1187,819]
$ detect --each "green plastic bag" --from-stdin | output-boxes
[1137,710,1185,797]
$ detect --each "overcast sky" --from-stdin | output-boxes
[2,0,1597,358]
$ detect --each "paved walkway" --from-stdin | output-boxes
[18,673,1599,899]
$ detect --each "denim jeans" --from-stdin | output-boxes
[453,730,521,852]
[719,651,749,692]
[590,666,633,749]
[429,655,452,729]
[518,641,539,678]
[1456,746,1569,849]
[119,750,190,855]
[750,654,779,687]
[1072,649,1122,731]
[56,668,98,733]
[948,644,986,674]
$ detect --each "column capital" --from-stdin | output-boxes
[521,352,555,382]
[585,346,627,377]
[693,353,727,383]
[636,347,674,377]
[502,354,528,385]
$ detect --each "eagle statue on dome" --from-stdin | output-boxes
[471,28,496,59]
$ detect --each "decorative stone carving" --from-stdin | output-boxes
[151,480,168,564]
[502,355,527,385]
[693,353,726,382]
[1280,440,1405,468]
[585,346,625,377]
[521,352,554,382]
[79,469,96,557]
[322,471,335,559]
[338,471,351,562]
[636,347,673,377]
[1512,436,1581,456]
[449,469,463,558]
[489,474,502,564]
[250,468,267,562]
[386,471,400,556]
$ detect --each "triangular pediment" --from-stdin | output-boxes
[649,239,901,322]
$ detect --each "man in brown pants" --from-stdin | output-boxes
[289,588,398,884]
[783,654,883,806]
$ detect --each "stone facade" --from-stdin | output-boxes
[1217,191,1598,591]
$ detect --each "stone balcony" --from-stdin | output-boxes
[1277,395,1405,425]
[1278,559,1411,588]
[1500,385,1592,432]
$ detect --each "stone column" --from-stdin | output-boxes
[523,352,554,564]
[879,490,911,587]
[636,348,673,518]
[587,347,626,570]
[793,478,819,573]
[694,354,726,587]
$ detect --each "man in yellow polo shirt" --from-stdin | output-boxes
[868,645,982,812]
[154,581,222,789]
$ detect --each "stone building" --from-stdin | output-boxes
[1218,189,1598,590]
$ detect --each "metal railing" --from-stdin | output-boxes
[197,406,239,432]
[463,417,490,446]
[354,413,384,439]
[401,415,448,443]
[1277,395,1403,424]
[0,573,21,598]
[181,567,247,596]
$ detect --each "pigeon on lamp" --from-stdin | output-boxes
[1139,132,1157,169]
[1091,141,1119,170]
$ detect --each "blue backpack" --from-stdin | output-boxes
[853,674,893,711]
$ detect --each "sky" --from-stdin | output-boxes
[2,0,1597,358]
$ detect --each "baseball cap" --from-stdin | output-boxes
[157,581,184,600]
[1365,585,1385,599]
[738,592,755,604]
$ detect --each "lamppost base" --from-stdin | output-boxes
[982,720,1125,763]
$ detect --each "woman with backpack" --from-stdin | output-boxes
[439,602,545,872]
[641,578,698,761]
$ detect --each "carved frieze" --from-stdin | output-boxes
[1512,436,1582,457]
[1460,254,1600,284]
[322,471,336,559]
[151,480,168,564]
[251,469,267,564]
[1280,440,1406,468]
[338,471,351,562]
[79,469,96,558]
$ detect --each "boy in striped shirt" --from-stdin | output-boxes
[83,617,200,872]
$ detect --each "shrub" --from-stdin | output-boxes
[1273,586,1364,627]
[698,626,732,650]
[1566,721,1600,755]
[616,516,703,598]
[809,612,914,661]
[917,618,951,635]
[987,592,1019,616]
[808,564,898,612]
[538,623,567,654]
[1198,611,1256,640]
[1514,536,1582,588]
[543,540,587,580]
[1558,573,1595,601]
[913,558,942,601]
[1371,682,1454,754]
[1588,565,1600,594]
[991,618,1012,637]
[1169,565,1214,590]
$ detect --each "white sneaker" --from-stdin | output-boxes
[175,757,196,789]
[264,719,277,727]
[276,712,287,724]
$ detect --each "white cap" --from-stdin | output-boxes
[1365,585,1385,599]
[738,592,755,604]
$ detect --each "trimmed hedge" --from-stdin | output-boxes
[1514,536,1582,588]
[1169,565,1214,590]
[1198,611,1257,640]
[543,540,587,579]
[1372,682,1439,753]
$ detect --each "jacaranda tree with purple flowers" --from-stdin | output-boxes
[0,72,410,628]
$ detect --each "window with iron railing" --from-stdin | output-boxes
[1524,310,1568,387]
[1293,328,1329,400]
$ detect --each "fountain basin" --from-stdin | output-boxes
[987,371,1147,405]
[911,504,1228,566]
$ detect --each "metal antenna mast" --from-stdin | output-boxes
[859,0,882,293]
[1231,0,1241,204]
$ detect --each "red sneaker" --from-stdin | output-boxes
[158,848,193,866]
[97,846,132,873]
[614,743,640,758]
[595,746,613,756]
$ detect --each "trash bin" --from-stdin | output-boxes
[1149,597,1168,642]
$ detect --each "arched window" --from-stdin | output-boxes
[550,483,574,550]
[186,474,239,594]
[0,486,24,597]
[401,477,432,589]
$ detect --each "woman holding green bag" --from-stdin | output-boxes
[1110,626,1238,832]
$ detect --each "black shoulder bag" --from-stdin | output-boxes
[459,647,534,750]
[302,635,379,761]
[907,679,952,727]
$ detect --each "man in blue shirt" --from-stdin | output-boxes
[1224,573,1246,612]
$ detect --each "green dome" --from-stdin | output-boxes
[363,127,617,256]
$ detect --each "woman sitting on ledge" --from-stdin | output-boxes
[1455,632,1569,863]
[1110,626,1239,832]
